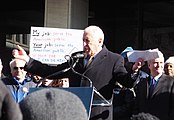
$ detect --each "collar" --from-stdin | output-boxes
[13,77,26,85]
[151,73,162,81]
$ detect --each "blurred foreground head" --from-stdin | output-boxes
[20,88,88,120]
[131,112,159,120]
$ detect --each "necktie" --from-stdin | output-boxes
[86,55,94,67]
[149,78,156,97]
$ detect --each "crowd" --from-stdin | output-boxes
[0,25,174,120]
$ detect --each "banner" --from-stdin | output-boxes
[29,26,84,65]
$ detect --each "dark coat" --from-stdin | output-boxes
[25,46,136,120]
[134,74,174,120]
[113,87,135,120]
[0,79,22,120]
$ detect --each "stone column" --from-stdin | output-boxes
[44,0,88,29]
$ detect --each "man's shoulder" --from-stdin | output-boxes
[161,74,174,81]
[2,76,11,82]
[1,76,17,85]
[105,50,122,60]
[24,80,38,87]
[1,73,6,79]
[98,47,123,63]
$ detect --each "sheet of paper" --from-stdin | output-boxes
[127,48,160,62]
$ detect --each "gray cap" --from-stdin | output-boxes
[20,88,88,120]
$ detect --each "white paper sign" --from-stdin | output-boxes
[127,48,161,62]
[29,26,84,65]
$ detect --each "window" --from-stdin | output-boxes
[6,34,30,46]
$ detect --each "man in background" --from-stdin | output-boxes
[134,51,174,120]
[2,58,37,103]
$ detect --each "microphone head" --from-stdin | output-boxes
[71,51,87,59]
[64,55,71,61]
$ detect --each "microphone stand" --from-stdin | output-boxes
[37,55,93,87]
[36,56,72,87]
[69,58,93,87]
[68,56,112,106]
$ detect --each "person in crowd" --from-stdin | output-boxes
[113,47,136,120]
[49,78,69,87]
[134,50,174,120]
[30,74,43,86]
[12,25,144,120]
[0,79,22,120]
[2,58,37,103]
[120,47,149,88]
[0,58,5,79]
[19,88,88,120]
[31,74,53,87]
[0,59,3,77]
[113,82,135,120]
[31,74,69,87]
[164,56,174,77]
[131,112,159,120]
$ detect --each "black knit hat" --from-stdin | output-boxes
[19,88,88,120]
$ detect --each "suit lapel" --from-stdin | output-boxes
[146,77,151,98]
[151,74,165,97]
[85,47,107,70]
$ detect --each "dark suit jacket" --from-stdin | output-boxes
[135,74,174,120]
[25,46,136,120]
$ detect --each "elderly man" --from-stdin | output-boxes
[12,25,143,120]
[2,59,37,103]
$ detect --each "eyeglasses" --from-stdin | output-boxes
[13,67,24,70]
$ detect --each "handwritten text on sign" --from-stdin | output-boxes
[29,27,84,65]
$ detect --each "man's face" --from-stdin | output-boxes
[148,57,164,76]
[83,32,100,56]
[57,78,69,88]
[11,59,27,81]
[164,63,174,77]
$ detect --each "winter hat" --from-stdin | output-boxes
[19,88,88,120]
[120,47,133,58]
[165,56,174,65]
[131,112,160,120]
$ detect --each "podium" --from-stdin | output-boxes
[29,86,112,119]
[92,87,112,106]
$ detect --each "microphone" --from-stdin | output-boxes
[65,53,93,87]
[71,51,87,59]
[42,51,92,87]
[41,53,79,80]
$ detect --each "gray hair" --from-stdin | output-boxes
[84,25,104,41]
[147,50,164,65]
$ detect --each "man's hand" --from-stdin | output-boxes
[12,45,30,63]
[132,58,144,72]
